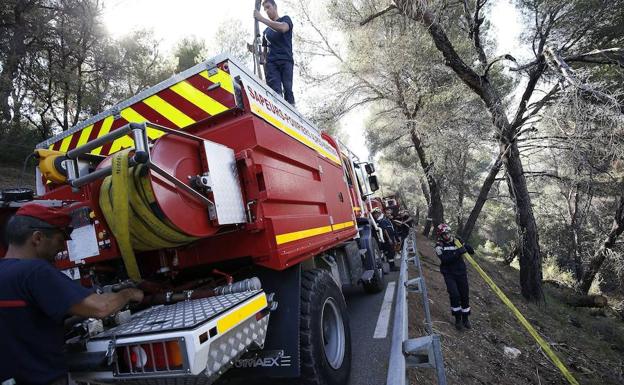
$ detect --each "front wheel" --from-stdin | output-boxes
[300,269,351,385]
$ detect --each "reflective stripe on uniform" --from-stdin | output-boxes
[0,300,27,308]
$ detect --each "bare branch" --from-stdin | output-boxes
[360,5,397,26]
[564,48,624,67]
[483,54,517,77]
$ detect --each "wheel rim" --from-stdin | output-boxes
[321,296,346,370]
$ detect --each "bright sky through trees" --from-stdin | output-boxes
[103,0,522,160]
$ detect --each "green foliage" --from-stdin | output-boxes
[174,36,208,73]
[210,19,253,68]
[542,257,576,287]
[476,240,505,259]
[0,122,40,165]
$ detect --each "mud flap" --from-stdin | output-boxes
[357,222,377,271]
[228,264,301,379]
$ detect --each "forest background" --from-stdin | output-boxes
[0,0,622,303]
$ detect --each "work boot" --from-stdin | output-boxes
[462,313,471,329]
[454,314,463,331]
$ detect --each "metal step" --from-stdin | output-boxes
[72,291,271,384]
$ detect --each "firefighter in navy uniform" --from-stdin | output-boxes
[254,0,295,105]
[372,209,400,271]
[434,223,474,330]
[0,203,143,385]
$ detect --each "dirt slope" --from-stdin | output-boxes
[407,232,624,385]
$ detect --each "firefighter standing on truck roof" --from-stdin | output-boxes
[0,203,144,385]
[254,0,295,106]
[435,223,474,331]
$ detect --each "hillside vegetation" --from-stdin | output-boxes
[408,232,624,385]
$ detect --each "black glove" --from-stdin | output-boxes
[457,246,467,255]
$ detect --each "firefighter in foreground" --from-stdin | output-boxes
[0,203,143,385]
[254,0,295,105]
[434,223,474,330]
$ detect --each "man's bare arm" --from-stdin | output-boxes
[69,288,143,319]
[254,11,290,33]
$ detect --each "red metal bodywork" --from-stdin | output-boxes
[13,59,359,274]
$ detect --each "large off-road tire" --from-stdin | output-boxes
[300,269,351,385]
[363,238,386,294]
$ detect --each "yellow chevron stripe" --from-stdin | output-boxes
[58,135,73,153]
[275,224,333,245]
[332,221,355,231]
[170,81,229,116]
[200,69,234,94]
[108,108,150,154]
[249,102,341,165]
[91,116,114,155]
[120,107,166,143]
[77,125,94,147]
[120,107,146,126]
[143,95,195,128]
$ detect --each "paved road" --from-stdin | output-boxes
[344,271,399,385]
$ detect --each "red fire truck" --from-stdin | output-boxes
[0,54,388,384]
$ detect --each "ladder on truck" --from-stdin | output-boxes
[387,230,448,385]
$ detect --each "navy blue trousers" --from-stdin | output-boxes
[442,271,470,315]
[266,60,295,105]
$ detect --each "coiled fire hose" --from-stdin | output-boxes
[99,149,198,280]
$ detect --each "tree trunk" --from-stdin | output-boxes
[394,0,544,300]
[505,142,544,301]
[456,153,467,235]
[579,194,624,294]
[565,295,608,308]
[0,1,29,126]
[420,177,433,237]
[410,127,444,232]
[459,151,503,239]
[566,182,583,280]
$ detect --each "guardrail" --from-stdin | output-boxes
[386,230,447,385]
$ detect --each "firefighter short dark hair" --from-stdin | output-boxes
[4,215,57,246]
[262,0,276,7]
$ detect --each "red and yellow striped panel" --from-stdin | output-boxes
[49,68,236,156]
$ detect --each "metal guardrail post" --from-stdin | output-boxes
[387,229,447,385]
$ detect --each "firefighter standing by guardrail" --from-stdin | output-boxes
[434,223,474,331]
[373,208,401,271]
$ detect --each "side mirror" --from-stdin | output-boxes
[365,163,375,175]
[368,175,379,192]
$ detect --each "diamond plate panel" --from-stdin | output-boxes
[96,291,260,339]
[202,140,246,225]
[204,314,269,378]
